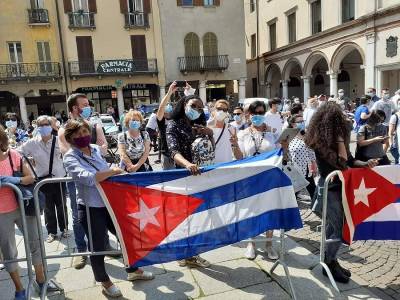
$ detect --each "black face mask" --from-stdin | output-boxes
[300,130,306,136]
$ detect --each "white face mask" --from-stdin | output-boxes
[215,110,227,122]
[338,92,344,97]
[383,93,390,100]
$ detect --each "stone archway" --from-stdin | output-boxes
[265,63,282,98]
[282,58,303,99]
[304,51,330,98]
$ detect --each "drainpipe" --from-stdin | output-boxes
[373,0,377,89]
[55,0,70,96]
[256,0,260,97]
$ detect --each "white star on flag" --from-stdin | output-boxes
[354,178,376,207]
[128,199,160,231]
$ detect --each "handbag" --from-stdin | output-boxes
[8,151,45,216]
[122,132,153,172]
[282,161,309,193]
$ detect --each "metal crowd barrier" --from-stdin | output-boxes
[0,183,34,300]
[33,177,122,300]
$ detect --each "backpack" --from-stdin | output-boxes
[191,135,215,167]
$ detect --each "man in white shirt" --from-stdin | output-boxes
[304,97,318,128]
[18,116,67,243]
[264,98,284,135]
[372,88,395,129]
[145,110,159,151]
[229,106,244,130]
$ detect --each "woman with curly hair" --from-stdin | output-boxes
[304,102,378,284]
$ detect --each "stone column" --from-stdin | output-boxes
[18,96,28,126]
[238,78,246,101]
[301,75,311,102]
[199,80,207,105]
[117,87,124,117]
[265,82,272,98]
[328,71,339,97]
[281,80,289,99]
[365,32,376,90]
[159,85,166,101]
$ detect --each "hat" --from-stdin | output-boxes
[338,89,344,93]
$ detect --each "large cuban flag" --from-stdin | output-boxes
[96,149,302,267]
[339,165,400,244]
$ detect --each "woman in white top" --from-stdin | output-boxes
[231,100,279,260]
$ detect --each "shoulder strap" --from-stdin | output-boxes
[395,113,399,128]
[48,135,56,176]
[215,124,226,146]
[79,154,100,171]
[124,132,127,143]
[21,155,39,180]
[7,150,15,171]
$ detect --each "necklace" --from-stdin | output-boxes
[250,128,264,156]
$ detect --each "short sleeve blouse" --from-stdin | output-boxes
[0,149,22,213]
[118,131,150,161]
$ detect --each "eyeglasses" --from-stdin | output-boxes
[253,111,265,115]
[216,107,228,112]
[232,113,242,116]
[6,118,17,121]
[37,123,50,127]
[190,104,204,112]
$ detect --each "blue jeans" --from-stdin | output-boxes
[390,146,399,164]
[67,181,87,252]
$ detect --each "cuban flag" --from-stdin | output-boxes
[96,149,302,267]
[339,166,400,244]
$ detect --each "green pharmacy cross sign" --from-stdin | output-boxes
[97,60,135,74]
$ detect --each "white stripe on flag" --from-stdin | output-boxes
[147,154,282,195]
[159,185,296,245]
[372,166,400,185]
[364,203,400,222]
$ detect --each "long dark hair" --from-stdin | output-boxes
[304,102,351,168]
[170,95,206,126]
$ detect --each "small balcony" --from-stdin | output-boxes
[68,59,158,77]
[178,55,229,73]
[68,11,95,29]
[0,63,61,81]
[124,12,149,28]
[28,8,49,24]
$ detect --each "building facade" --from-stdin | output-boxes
[246,0,400,101]
[158,0,246,104]
[0,0,64,125]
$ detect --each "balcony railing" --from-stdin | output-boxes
[124,12,149,28]
[68,59,158,77]
[178,55,229,73]
[68,12,95,29]
[0,63,61,80]
[28,8,49,24]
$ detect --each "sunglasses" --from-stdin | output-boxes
[6,118,17,121]
[190,104,204,112]
[216,107,228,112]
[233,113,242,116]
[253,111,265,115]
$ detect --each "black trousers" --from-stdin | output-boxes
[78,205,137,282]
[42,182,68,235]
[146,128,158,150]
[305,170,316,200]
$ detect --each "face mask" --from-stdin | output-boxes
[277,104,283,111]
[367,92,374,97]
[129,120,141,130]
[80,107,92,119]
[233,115,242,122]
[383,94,390,100]
[296,122,305,131]
[165,104,173,114]
[38,125,52,137]
[73,135,91,148]
[251,115,265,127]
[5,120,17,129]
[185,106,201,121]
[215,110,227,122]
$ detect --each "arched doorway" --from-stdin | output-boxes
[265,63,281,98]
[0,91,20,123]
[304,52,330,97]
[282,58,303,99]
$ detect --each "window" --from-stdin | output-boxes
[8,42,23,64]
[128,0,143,12]
[72,0,89,11]
[204,0,214,6]
[269,22,276,51]
[37,41,52,73]
[30,0,44,8]
[184,32,200,57]
[252,78,257,97]
[250,0,255,13]
[203,32,218,56]
[251,34,256,58]
[311,0,321,34]
[182,0,193,6]
[342,0,355,23]
[287,12,296,43]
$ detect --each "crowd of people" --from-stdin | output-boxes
[1,81,400,298]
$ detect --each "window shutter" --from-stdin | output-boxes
[63,0,72,13]
[143,0,151,13]
[215,0,220,6]
[194,0,203,6]
[88,0,97,13]
[119,0,128,13]
[177,0,182,6]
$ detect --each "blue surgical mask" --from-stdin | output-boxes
[38,125,52,137]
[296,122,305,131]
[233,115,242,122]
[5,120,17,128]
[277,104,283,111]
[251,115,265,127]
[129,120,141,130]
[165,104,173,113]
[80,107,92,119]
[185,106,201,121]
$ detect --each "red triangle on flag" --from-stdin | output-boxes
[100,181,203,266]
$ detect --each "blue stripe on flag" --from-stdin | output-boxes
[354,221,400,241]
[105,149,282,188]
[192,167,292,214]
[132,207,302,268]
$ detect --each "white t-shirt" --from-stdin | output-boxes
[212,125,235,163]
[229,121,242,130]
[237,127,277,158]
[303,107,317,128]
[390,113,400,147]
[264,111,283,135]
[146,113,158,130]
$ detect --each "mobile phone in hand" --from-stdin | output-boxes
[175,81,186,88]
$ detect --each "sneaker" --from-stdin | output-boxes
[127,270,154,281]
[73,255,87,270]
[60,230,70,239]
[266,246,279,260]
[244,243,256,260]
[178,256,211,268]
[102,284,122,298]
[46,234,57,243]
[14,290,26,300]
[322,261,350,284]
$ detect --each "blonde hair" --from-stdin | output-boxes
[215,99,229,108]
[124,110,143,128]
